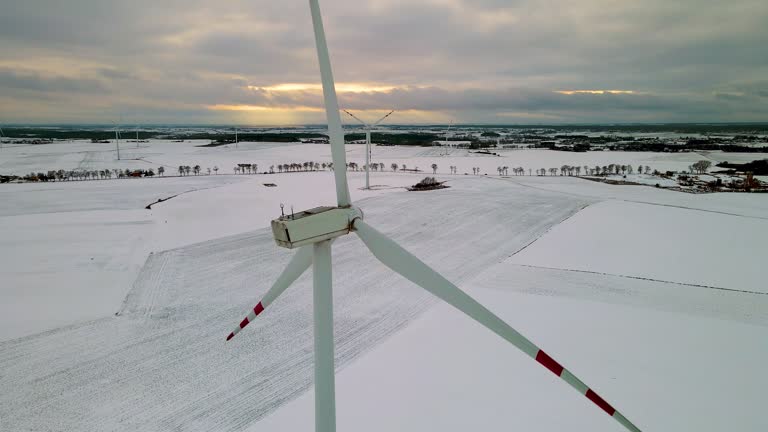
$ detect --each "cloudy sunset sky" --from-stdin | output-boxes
[1,0,766,125]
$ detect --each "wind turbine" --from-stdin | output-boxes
[343,109,394,189]
[114,120,121,160]
[226,1,643,432]
[443,120,454,156]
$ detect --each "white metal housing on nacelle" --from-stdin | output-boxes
[271,206,362,249]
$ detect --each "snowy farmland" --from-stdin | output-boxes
[1,140,767,432]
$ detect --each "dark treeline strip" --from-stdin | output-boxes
[344,132,440,146]
[1,128,163,140]
[198,132,329,146]
[416,123,768,134]
[716,160,768,175]
[605,143,768,152]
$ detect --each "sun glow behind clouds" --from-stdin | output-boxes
[206,104,325,125]
[249,83,399,93]
[207,104,322,112]
[555,90,637,95]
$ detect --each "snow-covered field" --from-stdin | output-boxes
[1,138,761,177]
[1,140,767,432]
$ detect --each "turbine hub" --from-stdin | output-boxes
[271,205,363,249]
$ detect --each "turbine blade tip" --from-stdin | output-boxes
[226,333,235,341]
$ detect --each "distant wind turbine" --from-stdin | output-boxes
[444,120,454,156]
[114,120,121,160]
[225,1,644,432]
[343,109,394,189]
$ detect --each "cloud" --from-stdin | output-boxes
[0,67,107,94]
[0,0,766,123]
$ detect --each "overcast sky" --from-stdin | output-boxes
[0,0,766,125]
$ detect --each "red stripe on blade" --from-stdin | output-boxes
[239,317,249,329]
[586,389,616,416]
[535,350,564,376]
[226,332,235,341]
[254,302,265,315]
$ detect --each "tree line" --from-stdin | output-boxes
[5,160,677,183]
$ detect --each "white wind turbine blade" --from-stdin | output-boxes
[309,0,351,207]
[226,246,313,341]
[372,110,394,126]
[342,109,370,128]
[353,219,642,432]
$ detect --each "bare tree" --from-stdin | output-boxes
[158,166,165,176]
[692,160,712,174]
[431,163,438,174]
[213,166,219,175]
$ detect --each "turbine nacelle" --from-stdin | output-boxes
[271,206,363,249]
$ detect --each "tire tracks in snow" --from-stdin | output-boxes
[510,263,768,297]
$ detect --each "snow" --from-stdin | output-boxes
[1,140,767,432]
[508,200,768,293]
[595,173,679,187]
[0,176,590,431]
[0,172,417,340]
[256,288,768,432]
[1,138,759,178]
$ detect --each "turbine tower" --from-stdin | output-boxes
[114,120,121,160]
[343,109,394,189]
[444,120,454,156]
[227,1,643,432]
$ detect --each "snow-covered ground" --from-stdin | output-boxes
[1,140,767,431]
[508,200,768,293]
[1,138,762,177]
